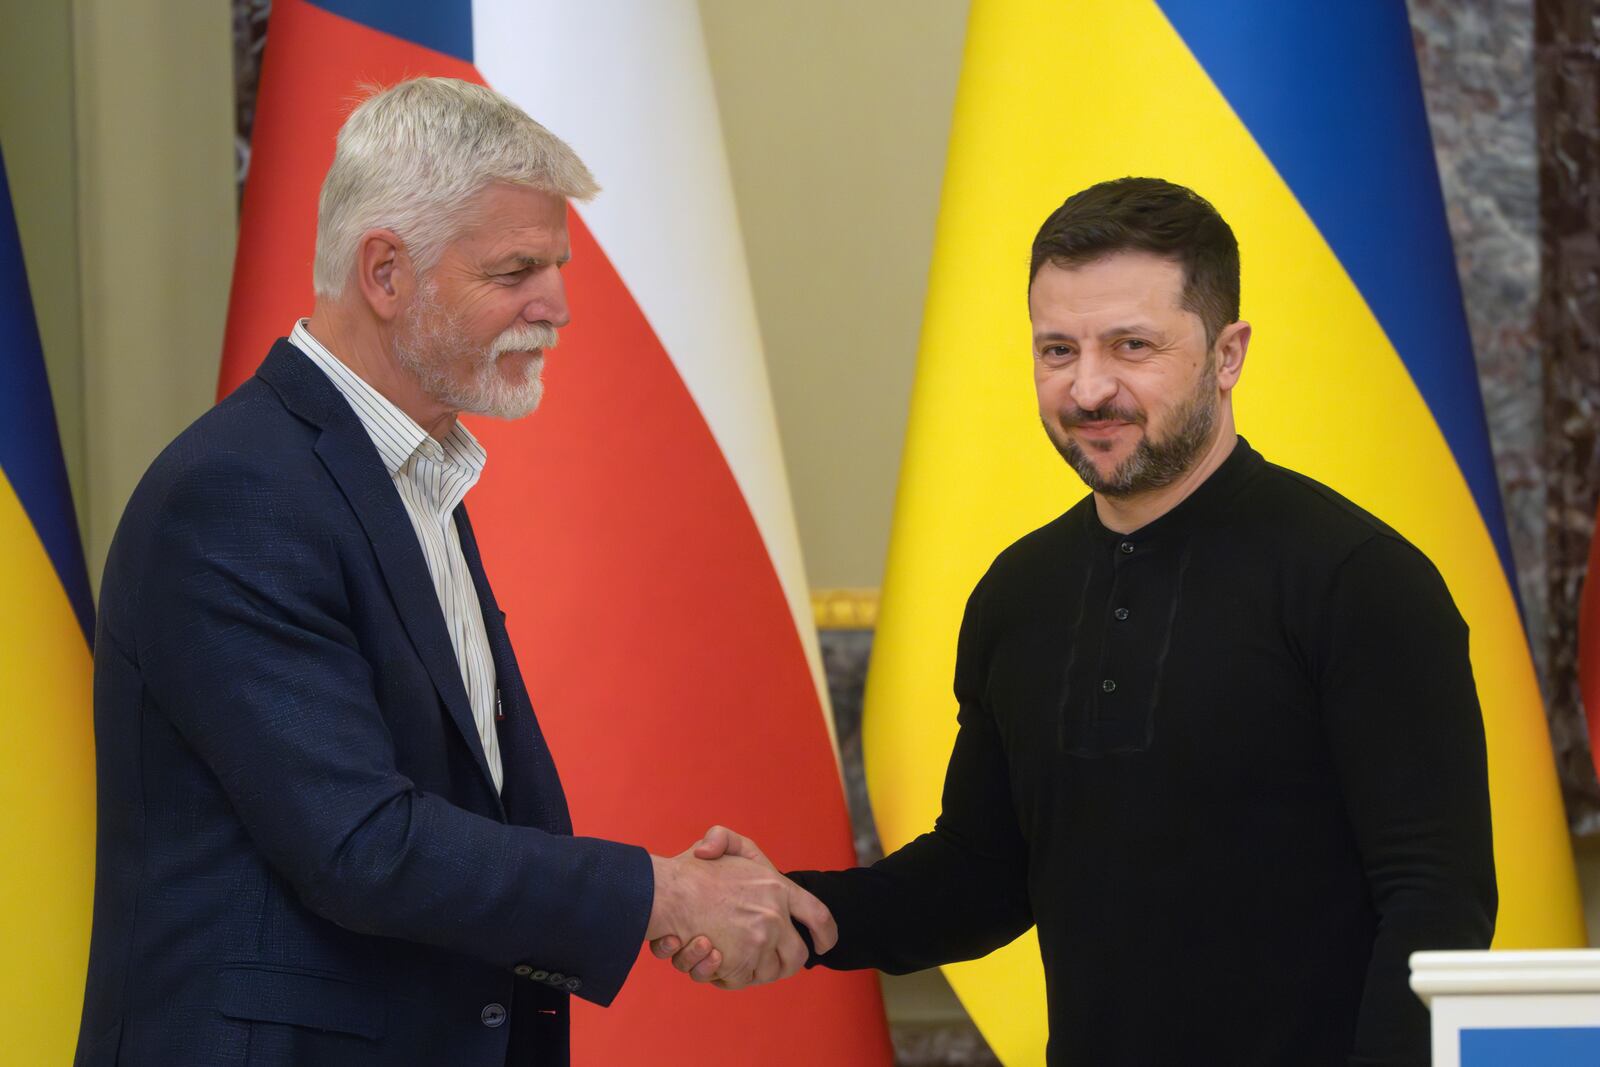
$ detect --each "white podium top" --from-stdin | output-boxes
[1410,950,1600,1004]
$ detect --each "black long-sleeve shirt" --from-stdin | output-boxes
[792,438,1496,1066]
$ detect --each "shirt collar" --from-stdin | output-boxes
[287,319,486,479]
[1084,434,1262,547]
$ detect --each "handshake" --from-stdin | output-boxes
[644,826,836,990]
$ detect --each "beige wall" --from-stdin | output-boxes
[4,0,234,587]
[699,0,969,590]
[72,0,236,584]
[0,0,83,521]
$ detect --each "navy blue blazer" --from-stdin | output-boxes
[76,341,654,1067]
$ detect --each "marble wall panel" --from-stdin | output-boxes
[1535,0,1600,828]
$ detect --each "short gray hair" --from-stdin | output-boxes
[312,77,599,297]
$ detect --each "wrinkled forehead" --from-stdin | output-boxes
[447,183,573,253]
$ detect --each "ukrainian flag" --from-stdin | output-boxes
[0,143,95,1059]
[862,4,1584,1062]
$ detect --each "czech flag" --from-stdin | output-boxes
[863,3,1585,1062]
[219,2,890,1062]
[0,143,96,1062]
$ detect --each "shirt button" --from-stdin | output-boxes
[512,964,533,977]
[481,1003,507,1028]
[530,970,549,981]
[564,977,582,993]
[547,972,565,984]
[1119,541,1134,555]
[1101,679,1117,693]
[1114,608,1130,621]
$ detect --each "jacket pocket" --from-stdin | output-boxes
[215,964,385,1041]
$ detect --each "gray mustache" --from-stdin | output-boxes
[492,322,559,355]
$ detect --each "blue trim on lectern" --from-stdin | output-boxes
[1461,1026,1600,1064]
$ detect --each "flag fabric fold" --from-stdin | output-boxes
[863,3,1583,1063]
[220,1,889,1061]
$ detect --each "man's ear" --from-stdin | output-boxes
[354,229,412,322]
[1214,320,1251,392]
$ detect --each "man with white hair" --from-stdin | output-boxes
[74,77,829,1067]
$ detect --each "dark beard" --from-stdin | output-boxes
[1045,365,1219,497]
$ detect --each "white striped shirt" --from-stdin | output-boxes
[289,319,504,793]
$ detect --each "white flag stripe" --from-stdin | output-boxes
[473,0,830,718]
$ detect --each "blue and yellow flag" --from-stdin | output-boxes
[0,143,95,1060]
[862,4,1583,1062]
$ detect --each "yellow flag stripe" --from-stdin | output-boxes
[0,466,95,1061]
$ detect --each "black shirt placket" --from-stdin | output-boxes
[1059,530,1185,757]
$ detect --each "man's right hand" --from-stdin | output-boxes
[645,834,836,989]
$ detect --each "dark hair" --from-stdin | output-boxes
[1029,177,1240,347]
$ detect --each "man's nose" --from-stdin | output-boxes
[526,270,570,329]
[1069,351,1118,412]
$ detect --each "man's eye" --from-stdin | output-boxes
[1122,338,1148,350]
[1038,345,1074,361]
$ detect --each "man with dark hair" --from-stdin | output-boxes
[658,177,1497,1065]
[1030,177,1240,346]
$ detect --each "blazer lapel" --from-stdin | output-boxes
[257,342,505,813]
[454,505,571,834]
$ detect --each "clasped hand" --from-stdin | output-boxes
[645,826,834,989]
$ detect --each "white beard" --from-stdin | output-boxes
[393,283,557,420]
